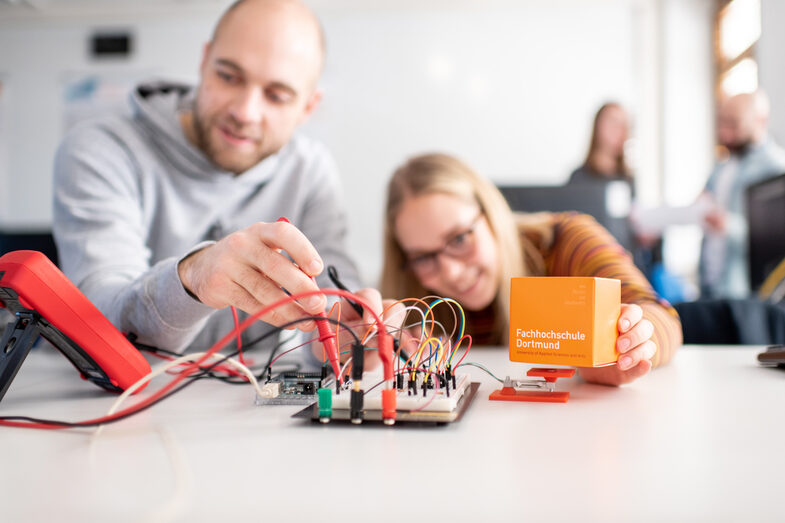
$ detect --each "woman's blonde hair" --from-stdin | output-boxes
[380,153,547,338]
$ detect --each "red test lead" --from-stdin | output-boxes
[276,217,342,385]
[377,332,397,424]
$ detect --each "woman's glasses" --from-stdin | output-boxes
[404,214,483,277]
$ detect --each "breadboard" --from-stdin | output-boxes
[332,373,471,412]
[293,373,480,426]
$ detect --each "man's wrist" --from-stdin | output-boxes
[176,242,215,302]
[177,256,200,301]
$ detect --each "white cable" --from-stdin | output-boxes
[399,305,429,347]
[358,303,426,345]
[142,428,193,523]
[339,356,353,379]
[373,304,425,345]
[93,351,263,437]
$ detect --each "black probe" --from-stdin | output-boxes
[326,265,364,316]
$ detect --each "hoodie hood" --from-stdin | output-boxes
[129,81,282,187]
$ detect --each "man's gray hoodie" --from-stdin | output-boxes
[53,82,360,356]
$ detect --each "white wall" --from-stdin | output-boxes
[0,9,222,229]
[0,0,716,286]
[309,1,639,283]
[661,0,715,205]
[659,0,716,283]
[759,0,785,147]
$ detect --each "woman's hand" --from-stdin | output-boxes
[315,289,405,372]
[577,303,656,386]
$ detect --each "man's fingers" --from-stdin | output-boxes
[224,285,289,329]
[229,267,317,331]
[252,221,323,277]
[233,231,325,314]
[177,221,329,327]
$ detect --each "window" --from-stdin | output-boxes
[715,0,761,98]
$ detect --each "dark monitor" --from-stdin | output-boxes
[747,173,785,290]
[0,231,58,268]
[497,182,634,251]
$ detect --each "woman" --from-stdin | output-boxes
[569,102,663,283]
[569,102,632,183]
[380,153,681,386]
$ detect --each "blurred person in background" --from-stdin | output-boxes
[698,90,785,299]
[566,102,658,281]
[568,102,633,186]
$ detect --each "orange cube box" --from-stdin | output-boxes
[509,277,621,367]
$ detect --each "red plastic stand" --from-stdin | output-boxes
[488,367,575,403]
[526,368,575,381]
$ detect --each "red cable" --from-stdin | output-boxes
[268,336,319,367]
[451,334,474,368]
[275,217,342,384]
[230,306,246,366]
[0,288,389,430]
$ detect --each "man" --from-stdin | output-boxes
[699,91,785,299]
[53,0,380,358]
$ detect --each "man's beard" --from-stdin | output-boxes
[192,108,268,174]
[725,141,751,157]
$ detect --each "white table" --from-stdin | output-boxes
[1,344,783,522]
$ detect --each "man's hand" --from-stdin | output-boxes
[177,220,326,331]
[577,303,656,386]
[704,207,727,234]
